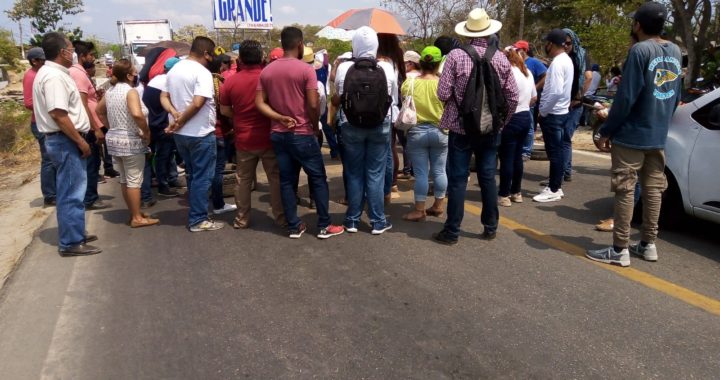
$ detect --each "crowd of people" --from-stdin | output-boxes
[24,2,682,268]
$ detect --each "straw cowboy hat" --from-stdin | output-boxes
[455,8,502,38]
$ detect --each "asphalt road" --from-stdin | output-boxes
[0,148,719,379]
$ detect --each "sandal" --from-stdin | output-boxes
[425,208,444,217]
[130,217,160,228]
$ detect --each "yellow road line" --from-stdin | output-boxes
[464,204,720,317]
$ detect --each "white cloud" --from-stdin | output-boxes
[279,5,296,14]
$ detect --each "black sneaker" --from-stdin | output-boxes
[481,231,497,241]
[564,174,573,182]
[158,188,179,197]
[433,230,458,245]
[288,222,307,239]
[104,169,120,178]
[43,199,56,207]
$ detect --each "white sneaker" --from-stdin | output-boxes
[189,220,225,232]
[212,203,238,215]
[498,196,512,207]
[629,242,658,262]
[510,193,523,203]
[533,187,563,203]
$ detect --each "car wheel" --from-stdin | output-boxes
[659,171,686,230]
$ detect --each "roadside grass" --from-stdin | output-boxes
[0,101,32,155]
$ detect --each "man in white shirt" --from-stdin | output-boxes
[33,32,101,256]
[534,29,574,203]
[161,36,224,232]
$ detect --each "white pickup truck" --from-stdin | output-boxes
[117,19,173,70]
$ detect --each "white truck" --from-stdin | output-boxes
[117,19,173,70]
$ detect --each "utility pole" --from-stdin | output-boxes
[19,21,25,59]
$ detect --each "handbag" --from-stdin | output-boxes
[395,78,417,132]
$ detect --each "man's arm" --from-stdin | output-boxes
[437,54,455,103]
[581,70,593,97]
[96,97,109,131]
[160,91,180,121]
[23,73,34,111]
[535,75,546,92]
[220,105,234,119]
[79,92,104,144]
[538,64,562,117]
[255,90,296,128]
[167,95,207,133]
[306,88,320,131]
[49,109,91,158]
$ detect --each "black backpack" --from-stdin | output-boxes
[458,44,509,137]
[341,58,391,128]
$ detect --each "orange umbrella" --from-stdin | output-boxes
[327,8,409,36]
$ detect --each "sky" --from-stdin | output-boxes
[0,0,379,43]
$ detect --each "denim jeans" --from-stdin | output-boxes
[341,121,391,230]
[563,106,583,177]
[44,133,87,249]
[521,106,536,157]
[271,132,331,230]
[154,134,178,191]
[499,111,532,197]
[540,113,570,192]
[336,123,349,199]
[211,136,228,210]
[443,131,500,239]
[141,154,153,203]
[320,112,340,158]
[30,122,57,203]
[384,136,394,196]
[83,132,101,206]
[174,133,216,228]
[406,124,448,202]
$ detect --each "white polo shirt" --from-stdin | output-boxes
[165,59,216,137]
[32,61,91,134]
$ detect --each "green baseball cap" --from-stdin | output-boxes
[420,46,442,63]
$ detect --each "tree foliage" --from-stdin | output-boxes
[173,24,211,43]
[5,0,84,46]
[0,28,21,69]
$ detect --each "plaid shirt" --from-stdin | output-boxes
[437,38,519,134]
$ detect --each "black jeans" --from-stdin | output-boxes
[498,111,531,197]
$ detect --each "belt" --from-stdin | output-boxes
[45,131,89,138]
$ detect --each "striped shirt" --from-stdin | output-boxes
[437,38,519,134]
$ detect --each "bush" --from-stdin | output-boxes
[0,101,32,153]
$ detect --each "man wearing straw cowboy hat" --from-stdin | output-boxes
[432,8,519,245]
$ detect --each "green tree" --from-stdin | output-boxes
[5,0,84,46]
[174,24,210,43]
[0,28,21,69]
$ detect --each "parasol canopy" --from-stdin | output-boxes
[327,8,409,35]
[315,26,356,41]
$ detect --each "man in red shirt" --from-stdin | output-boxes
[69,40,109,210]
[23,47,56,206]
[220,40,285,229]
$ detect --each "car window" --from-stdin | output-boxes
[691,98,720,130]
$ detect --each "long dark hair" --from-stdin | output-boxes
[377,33,406,81]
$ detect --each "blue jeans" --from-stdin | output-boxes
[30,122,56,203]
[174,133,216,228]
[406,124,448,202]
[341,121,391,230]
[321,112,339,158]
[540,113,570,192]
[83,132,101,206]
[154,134,178,191]
[211,136,228,210]
[499,111,532,197]
[141,154,153,203]
[563,106,583,177]
[44,133,87,249]
[521,106,536,157]
[271,132,331,230]
[444,132,500,239]
[384,135,393,196]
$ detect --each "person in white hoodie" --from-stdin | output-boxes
[332,26,398,235]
